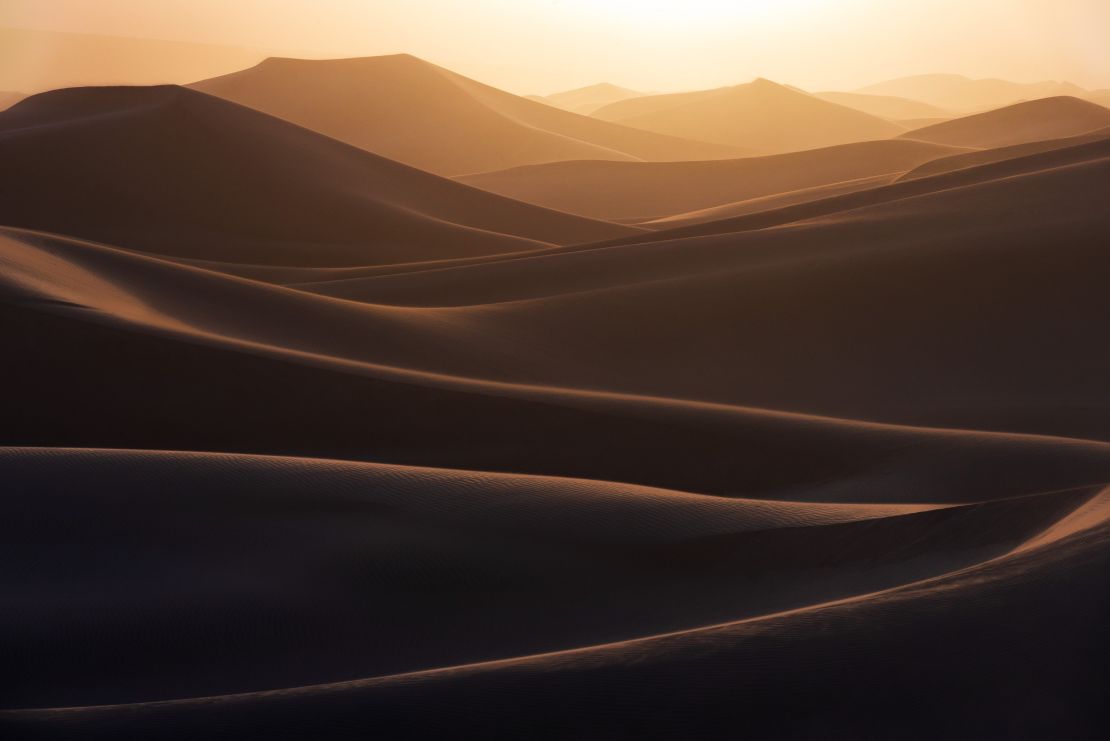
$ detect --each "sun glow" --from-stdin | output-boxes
[558,0,828,30]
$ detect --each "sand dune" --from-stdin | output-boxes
[11,481,1103,739]
[901,125,1110,180]
[0,445,1104,725]
[537,82,645,114]
[896,115,952,129]
[858,73,1090,111]
[815,90,950,120]
[590,78,904,152]
[2,60,1108,740]
[460,139,964,221]
[0,86,634,265]
[2,139,1107,445]
[192,55,742,175]
[901,96,1110,149]
[612,134,1110,247]
[642,173,901,229]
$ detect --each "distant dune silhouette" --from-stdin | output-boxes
[591,78,904,152]
[901,96,1110,148]
[537,82,645,114]
[858,73,1091,111]
[192,55,743,175]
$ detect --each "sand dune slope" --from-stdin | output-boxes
[192,55,742,175]
[539,82,644,114]
[591,79,904,152]
[901,96,1110,148]
[900,125,1110,180]
[815,90,950,120]
[1,448,1106,738]
[460,139,963,221]
[2,141,1108,445]
[0,86,635,265]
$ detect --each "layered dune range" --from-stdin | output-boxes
[192,55,745,176]
[2,72,1109,739]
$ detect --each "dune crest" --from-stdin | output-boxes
[591,78,904,152]
[0,85,635,265]
[900,95,1110,148]
[537,82,645,114]
[192,55,743,175]
[460,139,965,221]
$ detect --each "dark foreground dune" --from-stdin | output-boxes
[1,73,1109,739]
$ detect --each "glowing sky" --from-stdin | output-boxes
[2,0,1108,94]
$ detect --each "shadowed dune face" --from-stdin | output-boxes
[901,95,1110,148]
[0,86,636,265]
[191,55,743,175]
[1,446,1105,715]
[459,139,966,222]
[2,50,1110,741]
[590,78,905,152]
[900,126,1110,180]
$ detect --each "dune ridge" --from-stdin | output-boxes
[192,55,743,175]
[900,95,1110,148]
[0,85,635,265]
[590,78,905,152]
[459,139,965,222]
[536,82,645,114]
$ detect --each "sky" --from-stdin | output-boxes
[2,0,1108,94]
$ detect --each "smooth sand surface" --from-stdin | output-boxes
[192,55,743,175]
[2,71,1108,739]
[900,125,1110,180]
[460,139,964,222]
[0,86,637,265]
[814,90,950,121]
[591,78,904,152]
[900,96,1110,149]
[539,82,645,115]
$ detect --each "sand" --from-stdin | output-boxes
[590,78,905,152]
[537,82,645,115]
[1,62,1108,740]
[192,55,743,176]
[901,96,1110,149]
[459,139,965,222]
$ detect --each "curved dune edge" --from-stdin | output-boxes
[5,476,1105,716]
[3,223,1109,452]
